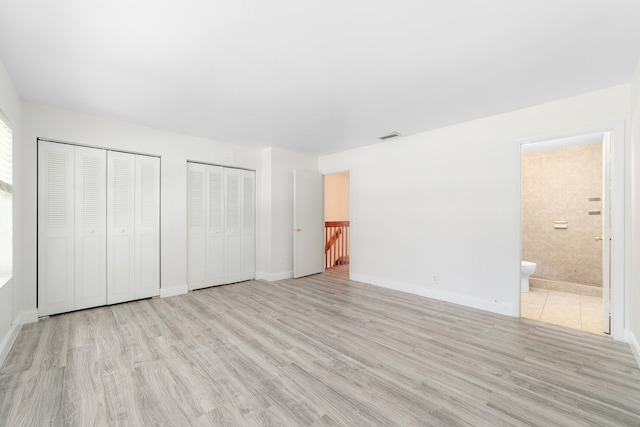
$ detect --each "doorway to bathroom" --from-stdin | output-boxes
[324,172,350,279]
[520,131,612,335]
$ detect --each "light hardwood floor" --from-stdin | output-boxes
[2,269,640,426]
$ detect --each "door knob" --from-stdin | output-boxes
[295,228,301,232]
[595,236,603,241]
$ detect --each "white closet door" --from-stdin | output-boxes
[207,165,225,286]
[74,146,107,310]
[187,163,207,290]
[241,170,255,281]
[134,155,160,299]
[38,141,76,316]
[107,151,136,304]
[225,168,242,283]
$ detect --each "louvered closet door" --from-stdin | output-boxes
[187,163,207,290]
[206,166,225,287]
[240,170,255,281]
[74,146,107,310]
[225,168,243,283]
[38,141,76,316]
[107,151,136,304]
[134,155,160,299]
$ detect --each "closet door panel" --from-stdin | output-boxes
[74,146,107,310]
[241,171,255,281]
[38,141,75,316]
[187,163,207,290]
[135,155,160,299]
[224,169,242,283]
[107,151,136,304]
[207,166,225,286]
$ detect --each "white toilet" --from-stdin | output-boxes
[521,261,537,292]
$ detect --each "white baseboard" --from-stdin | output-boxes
[0,320,21,368]
[19,309,39,324]
[255,271,293,282]
[351,273,514,317]
[0,309,39,368]
[628,331,640,369]
[160,284,188,298]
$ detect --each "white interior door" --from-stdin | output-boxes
[74,146,107,310]
[38,141,76,316]
[602,132,612,334]
[107,151,136,304]
[293,169,324,278]
[134,155,160,299]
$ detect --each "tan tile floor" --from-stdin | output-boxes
[521,288,605,335]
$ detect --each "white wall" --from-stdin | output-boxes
[0,58,23,365]
[320,85,631,320]
[18,103,262,314]
[325,172,350,221]
[629,60,640,366]
[256,147,318,280]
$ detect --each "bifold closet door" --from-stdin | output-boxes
[240,170,255,281]
[224,168,242,283]
[224,168,255,283]
[187,163,225,290]
[206,166,225,287]
[107,151,160,304]
[38,142,107,316]
[107,151,136,304]
[74,146,107,310]
[187,163,254,290]
[187,163,207,289]
[38,141,76,316]
[134,154,160,299]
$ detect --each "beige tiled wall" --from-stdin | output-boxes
[521,143,603,287]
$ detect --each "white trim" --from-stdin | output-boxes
[351,273,514,316]
[517,122,626,340]
[628,331,640,369]
[255,271,294,282]
[0,320,20,368]
[0,275,12,289]
[0,309,39,368]
[160,284,188,298]
[19,309,39,324]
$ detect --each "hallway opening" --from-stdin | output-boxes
[324,172,350,276]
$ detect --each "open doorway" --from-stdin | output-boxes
[520,132,610,335]
[324,172,350,278]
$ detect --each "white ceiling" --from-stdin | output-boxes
[1,0,640,156]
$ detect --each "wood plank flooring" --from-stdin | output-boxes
[2,269,640,426]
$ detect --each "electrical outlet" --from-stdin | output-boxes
[432,275,439,284]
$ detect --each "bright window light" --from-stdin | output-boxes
[0,115,12,283]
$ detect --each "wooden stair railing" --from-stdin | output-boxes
[325,221,350,269]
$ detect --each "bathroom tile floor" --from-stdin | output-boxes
[521,288,605,335]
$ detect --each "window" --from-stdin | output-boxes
[0,114,12,282]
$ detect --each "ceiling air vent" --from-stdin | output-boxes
[379,132,402,141]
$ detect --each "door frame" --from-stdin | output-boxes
[323,171,351,272]
[516,122,625,340]
[321,168,352,279]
